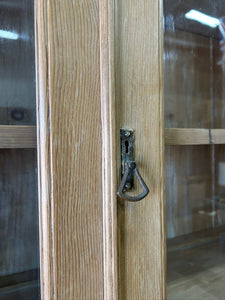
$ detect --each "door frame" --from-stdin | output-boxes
[35,0,165,299]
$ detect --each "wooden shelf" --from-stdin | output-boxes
[0,125,36,148]
[167,226,225,253]
[165,128,225,145]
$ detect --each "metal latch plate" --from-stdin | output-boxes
[120,129,134,191]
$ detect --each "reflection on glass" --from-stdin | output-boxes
[164,1,225,299]
[185,10,220,28]
[0,1,40,299]
[0,0,36,125]
[0,30,19,40]
[0,150,39,299]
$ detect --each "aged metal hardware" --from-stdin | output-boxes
[120,129,134,190]
[117,129,149,201]
[117,161,149,201]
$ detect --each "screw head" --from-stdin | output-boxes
[124,131,131,137]
[125,182,131,190]
[130,161,136,169]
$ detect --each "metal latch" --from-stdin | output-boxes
[117,129,149,202]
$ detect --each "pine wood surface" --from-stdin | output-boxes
[36,1,103,299]
[115,0,166,298]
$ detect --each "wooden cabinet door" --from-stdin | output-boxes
[36,0,165,299]
[36,0,225,299]
[114,1,166,299]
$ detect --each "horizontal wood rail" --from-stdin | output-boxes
[1,126,225,148]
[0,125,36,148]
[165,128,225,145]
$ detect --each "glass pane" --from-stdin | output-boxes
[0,0,36,125]
[0,150,39,299]
[164,1,225,299]
[0,1,40,299]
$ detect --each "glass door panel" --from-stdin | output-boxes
[0,1,39,299]
[164,1,225,299]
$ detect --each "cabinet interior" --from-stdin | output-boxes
[164,1,225,298]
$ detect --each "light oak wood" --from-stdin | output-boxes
[0,126,36,148]
[165,128,225,145]
[35,1,104,299]
[211,129,225,144]
[165,128,209,145]
[99,0,118,298]
[115,0,166,298]
[2,126,225,149]
[35,1,53,299]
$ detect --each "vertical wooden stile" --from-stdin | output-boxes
[115,0,166,298]
[35,0,105,299]
[99,0,118,299]
[35,1,53,299]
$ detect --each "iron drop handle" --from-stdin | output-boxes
[117,161,149,202]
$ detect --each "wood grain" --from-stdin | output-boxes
[165,128,209,145]
[165,128,225,145]
[2,126,225,149]
[115,0,166,298]
[0,126,36,148]
[36,1,104,299]
[35,1,53,299]
[211,129,225,144]
[99,0,118,298]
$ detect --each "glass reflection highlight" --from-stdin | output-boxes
[0,29,19,40]
[185,9,220,28]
